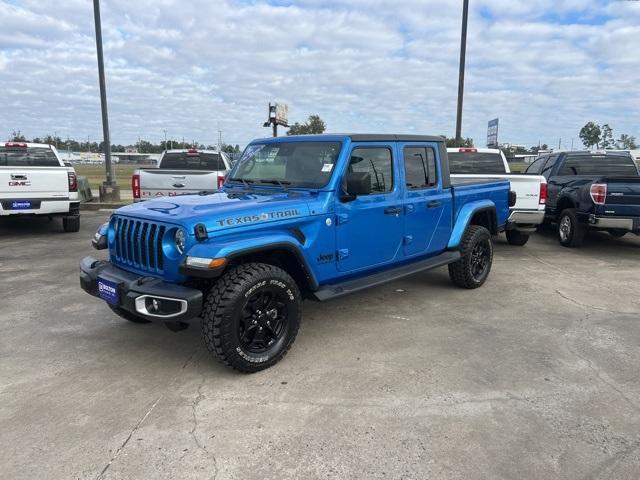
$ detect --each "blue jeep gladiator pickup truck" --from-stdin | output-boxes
[80,134,512,372]
[525,150,640,247]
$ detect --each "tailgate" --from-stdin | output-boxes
[599,177,640,216]
[0,167,69,198]
[451,174,544,210]
[139,169,223,199]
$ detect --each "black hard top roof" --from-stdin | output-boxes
[253,133,445,144]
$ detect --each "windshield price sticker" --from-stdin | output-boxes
[321,163,334,172]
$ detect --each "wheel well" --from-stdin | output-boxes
[226,247,315,294]
[469,208,498,235]
[556,197,575,215]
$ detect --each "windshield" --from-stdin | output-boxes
[0,146,61,167]
[228,141,342,188]
[448,152,506,174]
[160,152,226,170]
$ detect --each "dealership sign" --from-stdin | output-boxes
[487,118,499,148]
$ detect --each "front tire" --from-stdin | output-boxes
[505,229,530,246]
[202,263,302,373]
[448,225,493,289]
[557,208,586,248]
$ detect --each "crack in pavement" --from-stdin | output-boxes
[188,375,219,480]
[95,347,201,480]
[556,289,636,316]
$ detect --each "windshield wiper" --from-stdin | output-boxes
[259,179,291,189]
[228,177,255,188]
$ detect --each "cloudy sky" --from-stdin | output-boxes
[1,0,639,148]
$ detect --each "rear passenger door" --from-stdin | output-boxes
[401,144,452,257]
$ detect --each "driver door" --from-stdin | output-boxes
[335,144,404,273]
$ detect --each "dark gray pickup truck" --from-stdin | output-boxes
[525,150,640,247]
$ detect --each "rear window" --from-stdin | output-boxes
[448,152,505,174]
[0,146,61,167]
[558,154,639,176]
[160,152,226,170]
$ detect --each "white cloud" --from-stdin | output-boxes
[0,0,638,148]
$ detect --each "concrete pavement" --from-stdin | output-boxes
[1,212,639,479]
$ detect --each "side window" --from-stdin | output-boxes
[558,158,579,176]
[525,156,547,174]
[404,147,437,189]
[540,155,558,180]
[348,147,393,194]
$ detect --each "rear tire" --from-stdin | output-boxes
[448,225,493,289]
[505,230,530,246]
[63,215,80,233]
[108,305,151,323]
[609,229,627,238]
[202,263,302,373]
[557,208,586,248]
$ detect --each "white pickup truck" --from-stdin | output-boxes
[132,148,231,201]
[0,142,80,232]
[448,147,547,246]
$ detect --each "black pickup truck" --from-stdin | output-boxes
[525,150,640,247]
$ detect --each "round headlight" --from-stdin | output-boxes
[175,228,186,254]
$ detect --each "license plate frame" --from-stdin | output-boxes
[11,200,32,210]
[97,276,120,305]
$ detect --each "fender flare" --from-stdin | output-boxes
[180,233,319,290]
[447,200,497,249]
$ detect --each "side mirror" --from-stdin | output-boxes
[341,171,371,201]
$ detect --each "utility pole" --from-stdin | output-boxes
[570,138,574,151]
[455,0,469,144]
[558,137,561,150]
[54,131,58,149]
[92,0,119,201]
[163,129,167,151]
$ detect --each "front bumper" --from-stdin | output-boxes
[79,256,203,322]
[507,209,546,231]
[588,215,640,231]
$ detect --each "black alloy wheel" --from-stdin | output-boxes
[239,289,288,354]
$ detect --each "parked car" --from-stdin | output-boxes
[132,149,231,201]
[81,134,513,372]
[525,150,640,247]
[448,147,547,246]
[0,142,80,231]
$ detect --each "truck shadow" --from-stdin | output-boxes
[0,216,68,236]
[533,225,640,251]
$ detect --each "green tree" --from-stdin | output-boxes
[445,137,474,148]
[9,130,27,142]
[579,122,602,148]
[601,124,615,149]
[617,134,637,150]
[286,114,326,135]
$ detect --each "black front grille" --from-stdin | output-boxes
[112,217,165,272]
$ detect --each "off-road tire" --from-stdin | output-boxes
[505,229,530,246]
[448,225,493,289]
[108,304,151,323]
[63,215,80,232]
[202,263,302,373]
[609,229,627,238]
[557,208,586,248]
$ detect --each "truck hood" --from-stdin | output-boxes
[115,189,312,233]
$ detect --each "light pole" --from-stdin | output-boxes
[163,129,167,151]
[93,0,120,201]
[455,0,469,145]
